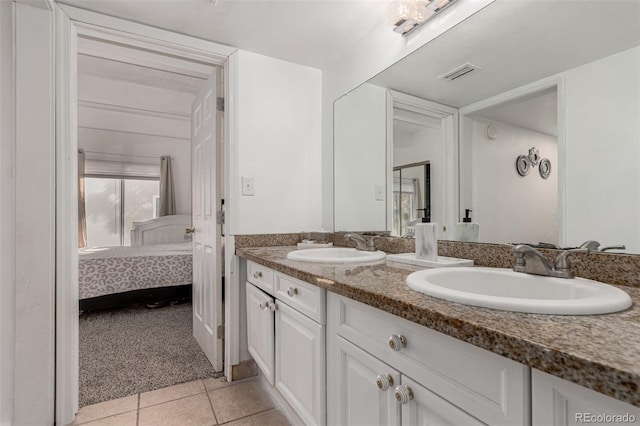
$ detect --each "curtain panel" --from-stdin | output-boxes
[158,156,176,216]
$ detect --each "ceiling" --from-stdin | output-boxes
[474,89,558,137]
[78,54,205,94]
[58,0,389,69]
[368,0,640,108]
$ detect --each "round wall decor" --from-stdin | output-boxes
[516,155,530,176]
[486,125,498,140]
[539,158,551,179]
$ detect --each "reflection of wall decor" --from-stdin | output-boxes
[515,155,530,176]
[539,158,551,179]
[486,124,498,140]
[515,147,551,178]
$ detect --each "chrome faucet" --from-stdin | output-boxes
[513,245,589,279]
[601,245,626,252]
[578,240,626,252]
[578,240,601,251]
[345,233,378,252]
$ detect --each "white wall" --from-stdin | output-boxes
[471,119,558,245]
[564,46,640,252]
[321,0,496,230]
[0,1,14,424]
[229,50,322,235]
[394,124,443,225]
[14,3,56,424]
[78,74,194,215]
[334,84,387,232]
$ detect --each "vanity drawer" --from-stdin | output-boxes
[328,293,529,426]
[247,260,274,294]
[275,272,326,324]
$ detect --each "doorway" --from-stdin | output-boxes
[459,81,562,246]
[76,50,224,406]
[55,8,234,424]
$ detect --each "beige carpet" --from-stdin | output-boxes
[79,302,223,407]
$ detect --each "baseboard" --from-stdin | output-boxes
[231,359,257,381]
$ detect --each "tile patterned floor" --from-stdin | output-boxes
[70,377,291,426]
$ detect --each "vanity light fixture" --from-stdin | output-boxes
[388,0,457,35]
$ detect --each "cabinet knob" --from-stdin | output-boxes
[253,271,263,279]
[287,287,298,297]
[388,334,407,351]
[258,301,268,310]
[376,373,394,391]
[185,227,195,235]
[268,302,279,311]
[394,385,414,405]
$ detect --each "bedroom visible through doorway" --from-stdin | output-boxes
[74,38,226,407]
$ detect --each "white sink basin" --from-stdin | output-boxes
[287,247,386,264]
[406,267,632,315]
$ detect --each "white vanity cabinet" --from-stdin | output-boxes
[532,369,640,426]
[327,292,530,426]
[245,260,326,426]
[334,334,401,425]
[245,282,276,385]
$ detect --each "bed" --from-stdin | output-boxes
[79,215,193,311]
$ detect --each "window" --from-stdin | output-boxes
[85,177,160,247]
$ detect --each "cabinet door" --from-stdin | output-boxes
[331,335,401,426]
[400,376,484,426]
[533,369,640,426]
[245,282,275,385]
[275,301,325,426]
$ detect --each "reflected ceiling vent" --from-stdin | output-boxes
[439,63,481,81]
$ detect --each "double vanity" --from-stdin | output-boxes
[238,239,640,425]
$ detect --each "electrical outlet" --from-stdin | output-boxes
[375,184,384,201]
[242,176,255,196]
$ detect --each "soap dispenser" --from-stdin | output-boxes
[454,209,479,242]
[415,208,437,261]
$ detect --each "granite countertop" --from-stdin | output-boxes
[236,245,640,407]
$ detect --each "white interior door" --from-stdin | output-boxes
[192,70,223,370]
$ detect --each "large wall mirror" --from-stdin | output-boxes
[334,0,640,253]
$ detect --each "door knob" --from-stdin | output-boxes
[376,373,394,391]
[388,334,407,351]
[394,385,414,404]
[185,227,195,235]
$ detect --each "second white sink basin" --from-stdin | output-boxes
[406,267,632,315]
[287,247,386,264]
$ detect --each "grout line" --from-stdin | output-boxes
[204,381,219,426]
[136,393,140,426]
[218,408,277,425]
[205,376,257,395]
[74,409,138,425]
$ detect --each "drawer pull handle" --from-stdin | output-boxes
[376,374,394,391]
[253,271,263,279]
[394,386,414,405]
[268,302,279,311]
[287,287,298,297]
[258,301,268,310]
[388,334,407,351]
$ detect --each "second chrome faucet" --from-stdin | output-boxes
[345,233,380,252]
[513,244,589,279]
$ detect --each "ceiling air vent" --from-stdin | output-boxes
[439,63,481,81]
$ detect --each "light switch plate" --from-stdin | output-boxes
[242,176,255,196]
[375,184,384,201]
